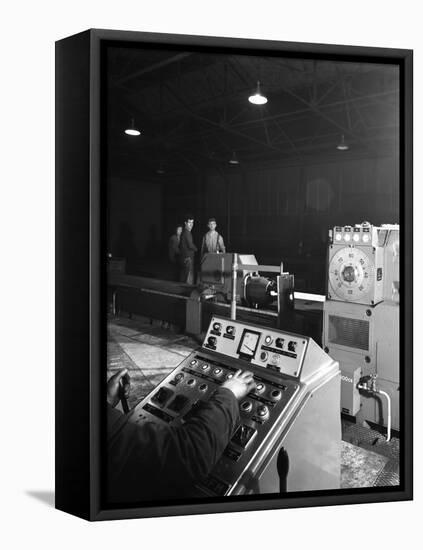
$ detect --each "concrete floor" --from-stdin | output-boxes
[107,315,399,489]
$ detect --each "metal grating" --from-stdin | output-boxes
[329,315,369,350]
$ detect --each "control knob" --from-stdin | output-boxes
[240,401,253,413]
[270,389,282,401]
[256,405,269,420]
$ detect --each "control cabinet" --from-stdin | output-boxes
[127,316,341,496]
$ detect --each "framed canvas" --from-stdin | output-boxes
[55,29,413,521]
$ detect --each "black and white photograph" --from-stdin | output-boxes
[4,0,421,545]
[101,36,410,510]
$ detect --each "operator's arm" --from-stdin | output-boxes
[107,371,254,502]
[218,234,226,253]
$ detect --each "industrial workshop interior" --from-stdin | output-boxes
[105,43,400,503]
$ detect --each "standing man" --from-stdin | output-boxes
[200,217,226,258]
[179,215,197,284]
[168,224,183,281]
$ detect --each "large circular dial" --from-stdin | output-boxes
[329,247,373,301]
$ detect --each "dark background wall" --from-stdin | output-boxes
[108,177,163,273]
[108,152,398,293]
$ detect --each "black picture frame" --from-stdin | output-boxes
[55,28,413,521]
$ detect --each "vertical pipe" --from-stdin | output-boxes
[378,390,392,442]
[231,253,238,320]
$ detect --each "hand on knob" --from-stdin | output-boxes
[222,370,256,400]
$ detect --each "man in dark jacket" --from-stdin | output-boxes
[107,367,255,503]
[179,215,197,284]
[168,224,183,281]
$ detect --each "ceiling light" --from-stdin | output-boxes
[229,151,239,165]
[336,134,349,151]
[124,118,141,136]
[248,81,268,105]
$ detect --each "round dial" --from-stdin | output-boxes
[329,247,373,301]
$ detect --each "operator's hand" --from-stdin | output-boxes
[107,368,131,408]
[222,370,256,400]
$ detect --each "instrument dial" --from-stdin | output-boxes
[329,247,373,301]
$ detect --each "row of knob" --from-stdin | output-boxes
[174,372,210,392]
[212,322,235,335]
[264,334,298,352]
[240,401,269,420]
[208,330,298,353]
[190,359,233,379]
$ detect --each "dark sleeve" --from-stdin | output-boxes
[186,230,198,252]
[107,388,239,501]
[168,236,179,261]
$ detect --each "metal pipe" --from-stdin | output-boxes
[230,253,238,320]
[378,390,392,442]
[357,378,392,442]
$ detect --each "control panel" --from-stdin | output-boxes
[127,316,338,497]
[203,317,307,378]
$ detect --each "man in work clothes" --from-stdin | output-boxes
[200,217,226,258]
[179,215,197,284]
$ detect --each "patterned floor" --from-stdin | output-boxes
[107,315,400,488]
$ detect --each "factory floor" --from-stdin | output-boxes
[107,314,400,490]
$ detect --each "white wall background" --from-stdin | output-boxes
[0,1,420,548]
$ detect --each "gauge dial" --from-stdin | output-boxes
[238,330,260,357]
[329,247,373,301]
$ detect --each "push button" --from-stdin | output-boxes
[171,372,185,386]
[270,389,282,401]
[257,405,269,419]
[240,401,253,413]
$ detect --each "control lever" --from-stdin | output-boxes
[276,447,289,493]
[119,373,130,414]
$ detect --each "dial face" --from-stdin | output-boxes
[329,247,373,301]
[238,330,260,357]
